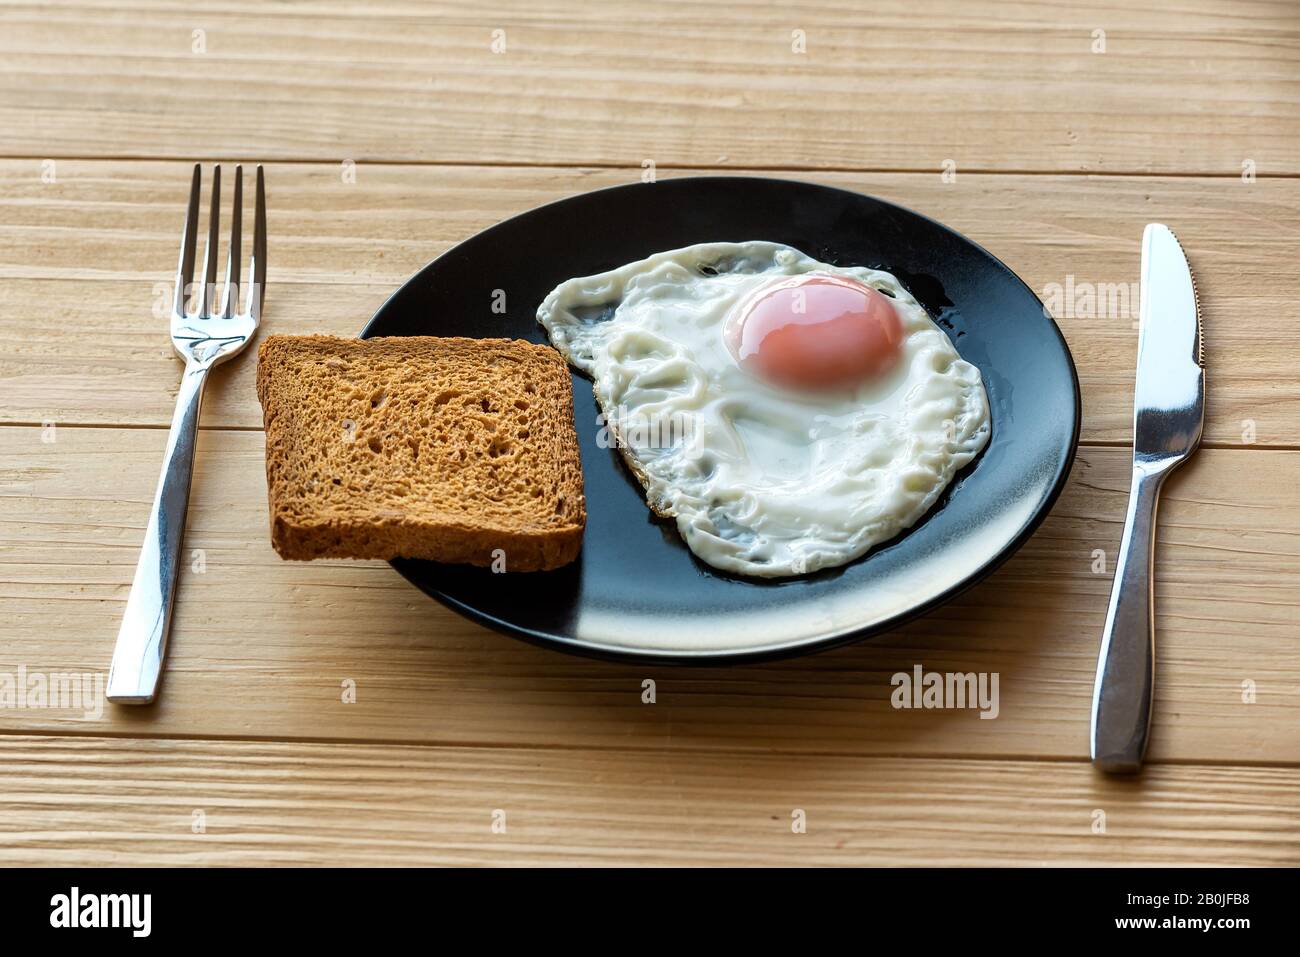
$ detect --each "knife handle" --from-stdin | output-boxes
[1090,465,1165,773]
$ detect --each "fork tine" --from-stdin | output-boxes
[172,164,201,318]
[220,165,243,319]
[197,165,221,319]
[248,165,267,323]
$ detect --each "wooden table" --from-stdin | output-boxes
[2,0,1298,866]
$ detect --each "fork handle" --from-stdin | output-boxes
[107,359,209,704]
[1090,465,1166,772]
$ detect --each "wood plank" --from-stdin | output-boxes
[0,1,1296,174]
[2,0,1293,871]
[1,161,1297,445]
[1,734,1296,866]
[3,426,1298,765]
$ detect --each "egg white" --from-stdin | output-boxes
[537,241,990,578]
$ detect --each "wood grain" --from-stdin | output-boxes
[0,1,1296,174]
[1,0,1297,868]
[3,426,1298,765]
[1,161,1297,445]
[1,735,1296,866]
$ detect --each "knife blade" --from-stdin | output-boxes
[1133,224,1205,460]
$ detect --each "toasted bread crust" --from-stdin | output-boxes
[256,335,585,571]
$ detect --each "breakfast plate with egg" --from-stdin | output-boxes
[362,177,1080,662]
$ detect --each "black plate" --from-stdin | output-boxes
[361,176,1080,663]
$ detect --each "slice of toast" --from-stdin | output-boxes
[255,335,585,570]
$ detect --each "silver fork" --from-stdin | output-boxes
[106,164,266,704]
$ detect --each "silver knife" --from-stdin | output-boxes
[1090,223,1204,773]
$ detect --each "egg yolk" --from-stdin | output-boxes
[726,275,904,390]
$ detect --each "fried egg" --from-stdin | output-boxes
[537,241,990,578]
